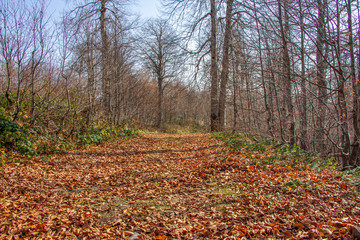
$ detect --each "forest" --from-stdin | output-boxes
[1,0,360,238]
[0,0,359,167]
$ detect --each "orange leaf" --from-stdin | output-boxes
[155,235,167,240]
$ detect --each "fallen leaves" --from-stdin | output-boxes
[0,133,359,239]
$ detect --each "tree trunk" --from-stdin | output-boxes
[315,0,327,152]
[298,0,308,150]
[347,0,359,167]
[100,0,111,120]
[278,0,295,144]
[333,1,350,167]
[157,77,163,128]
[255,2,273,138]
[356,0,360,166]
[232,48,239,133]
[218,0,234,131]
[86,39,95,126]
[210,0,219,132]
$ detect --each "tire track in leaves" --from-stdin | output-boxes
[0,133,359,239]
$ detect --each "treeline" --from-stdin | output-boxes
[162,0,360,168]
[0,0,208,155]
[1,0,360,168]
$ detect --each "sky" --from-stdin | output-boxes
[134,0,160,19]
[48,0,160,20]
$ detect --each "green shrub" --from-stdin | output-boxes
[340,167,360,188]
[0,115,139,159]
[213,131,336,170]
[0,118,139,158]
[0,119,36,156]
[215,133,272,153]
[78,124,138,147]
[226,139,249,149]
[160,118,207,133]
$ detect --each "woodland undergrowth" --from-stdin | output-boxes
[0,118,138,165]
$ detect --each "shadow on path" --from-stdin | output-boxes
[63,145,221,158]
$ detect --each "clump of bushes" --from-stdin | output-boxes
[213,132,274,153]
[161,118,207,133]
[0,118,138,160]
[78,124,138,147]
[0,119,35,157]
[213,132,336,171]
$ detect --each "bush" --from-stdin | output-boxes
[161,119,207,133]
[78,124,138,147]
[0,117,139,159]
[214,132,273,153]
[0,119,35,156]
[214,131,337,171]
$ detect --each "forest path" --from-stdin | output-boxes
[1,133,359,239]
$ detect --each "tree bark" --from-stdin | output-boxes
[86,37,95,126]
[334,0,350,167]
[255,2,273,138]
[157,77,163,128]
[100,0,111,119]
[298,0,308,150]
[347,0,359,167]
[232,57,238,133]
[315,0,327,152]
[278,0,295,144]
[218,0,234,131]
[210,0,219,132]
[356,0,360,166]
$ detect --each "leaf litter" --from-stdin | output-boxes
[0,133,359,239]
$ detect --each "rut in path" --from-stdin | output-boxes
[0,133,359,239]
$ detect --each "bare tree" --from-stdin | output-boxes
[277,0,295,144]
[210,0,219,131]
[298,0,308,150]
[29,1,52,124]
[315,0,327,152]
[137,18,185,128]
[218,0,234,130]
[0,0,53,125]
[67,0,133,121]
[347,0,359,167]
